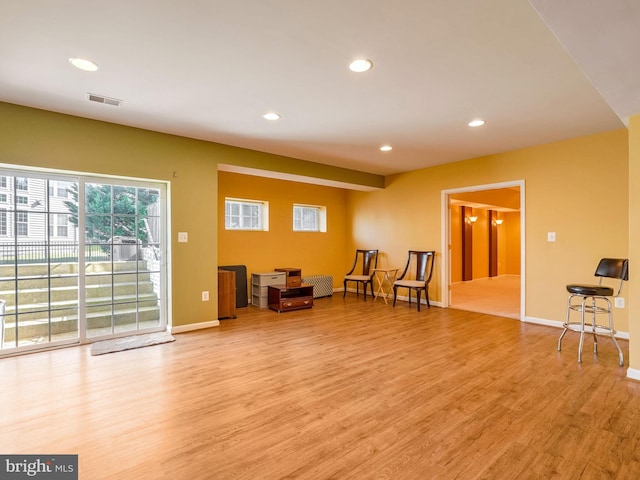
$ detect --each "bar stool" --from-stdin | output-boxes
[557,258,628,366]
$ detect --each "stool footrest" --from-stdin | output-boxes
[562,321,616,336]
[568,304,609,315]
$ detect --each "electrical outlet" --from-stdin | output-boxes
[202,291,209,302]
[614,297,625,308]
[178,232,188,243]
[547,232,556,242]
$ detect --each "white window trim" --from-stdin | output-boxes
[293,204,326,232]
[16,177,28,190]
[0,209,7,236]
[224,197,269,231]
[16,211,28,236]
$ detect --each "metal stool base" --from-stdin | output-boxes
[557,294,623,366]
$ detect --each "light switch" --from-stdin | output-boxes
[547,232,556,242]
[178,232,188,243]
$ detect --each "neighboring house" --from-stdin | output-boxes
[0,175,78,244]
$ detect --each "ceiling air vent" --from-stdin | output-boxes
[87,93,122,107]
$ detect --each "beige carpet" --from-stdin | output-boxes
[450,275,520,319]
[90,331,175,355]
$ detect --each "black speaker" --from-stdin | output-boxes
[219,265,248,307]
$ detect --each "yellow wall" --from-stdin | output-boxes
[2,101,637,373]
[628,114,640,371]
[0,104,220,328]
[0,102,381,327]
[218,171,348,287]
[347,128,629,330]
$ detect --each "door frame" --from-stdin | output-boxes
[79,177,169,343]
[440,180,526,320]
[0,164,170,356]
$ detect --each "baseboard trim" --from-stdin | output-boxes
[627,368,640,382]
[394,294,442,308]
[524,316,563,328]
[170,320,219,334]
[343,288,441,307]
[524,316,629,339]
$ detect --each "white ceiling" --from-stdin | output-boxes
[0,0,634,176]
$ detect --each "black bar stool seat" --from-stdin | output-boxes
[566,284,613,296]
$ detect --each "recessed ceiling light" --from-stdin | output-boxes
[380,145,392,152]
[349,59,373,73]
[468,119,486,127]
[69,57,99,72]
[263,112,281,121]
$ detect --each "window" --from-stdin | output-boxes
[49,181,70,198]
[58,215,68,237]
[0,210,6,235]
[0,176,6,188]
[0,193,7,203]
[293,204,326,232]
[16,177,28,190]
[49,214,69,237]
[16,195,28,205]
[225,198,268,230]
[16,211,28,236]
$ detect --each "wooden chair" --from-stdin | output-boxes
[393,250,435,311]
[343,249,378,300]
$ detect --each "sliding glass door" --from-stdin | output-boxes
[83,181,164,338]
[0,170,167,354]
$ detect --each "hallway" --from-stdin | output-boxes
[450,275,520,319]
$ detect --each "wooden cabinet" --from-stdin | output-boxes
[275,268,302,288]
[218,269,236,319]
[268,284,314,313]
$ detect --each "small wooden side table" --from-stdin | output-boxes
[373,268,399,304]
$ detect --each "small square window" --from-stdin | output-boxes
[225,198,269,231]
[293,204,326,232]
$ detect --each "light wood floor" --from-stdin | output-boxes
[2,295,639,479]
[450,275,520,319]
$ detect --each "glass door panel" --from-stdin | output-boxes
[0,173,80,351]
[84,181,164,339]
[0,172,166,354]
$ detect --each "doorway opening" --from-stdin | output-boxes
[441,181,524,320]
